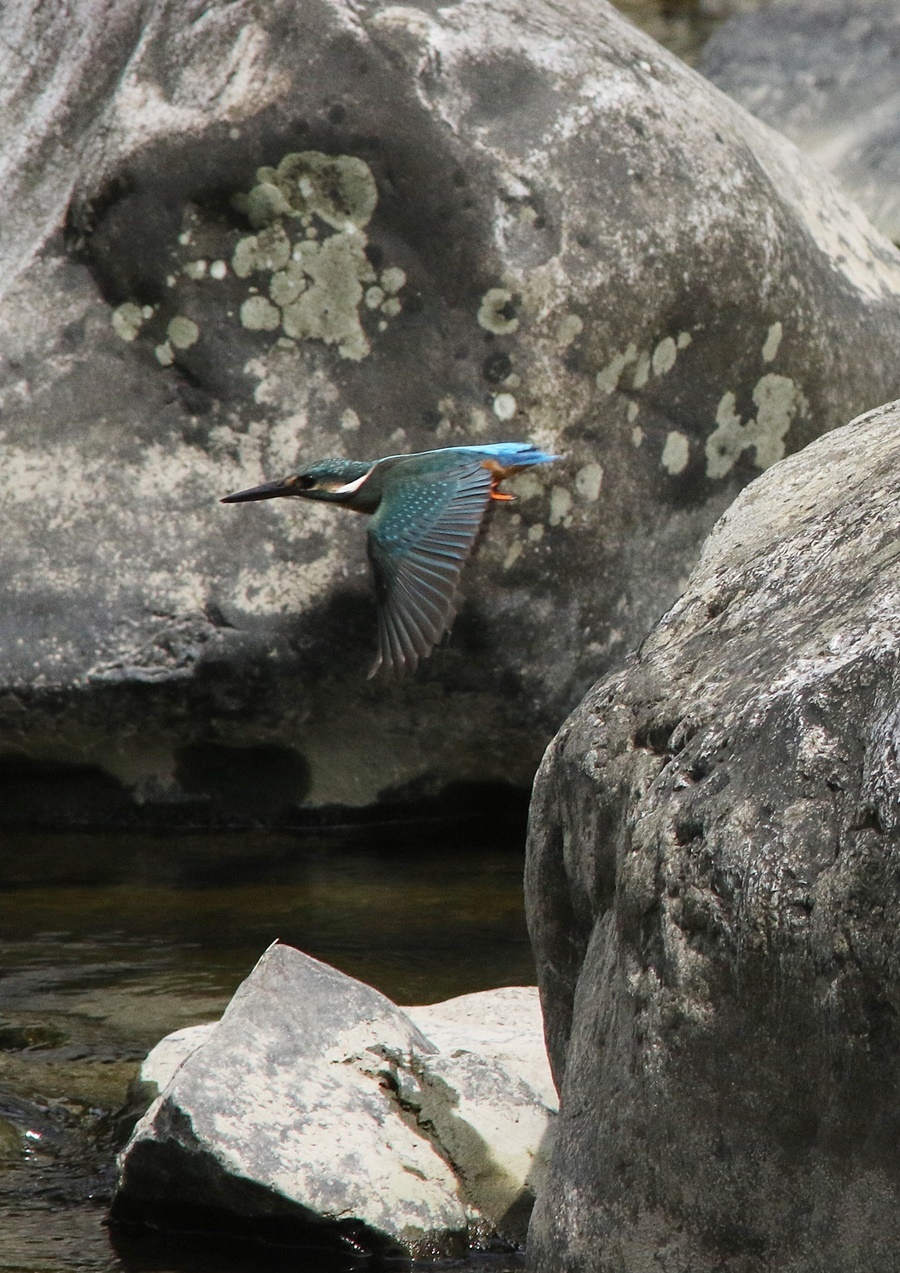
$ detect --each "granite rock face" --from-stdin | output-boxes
[526,397,900,1271]
[702,0,900,243]
[5,0,900,819]
[114,943,555,1258]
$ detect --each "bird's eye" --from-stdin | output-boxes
[296,475,316,490]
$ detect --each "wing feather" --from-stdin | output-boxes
[367,460,495,676]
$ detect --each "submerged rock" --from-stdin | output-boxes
[4,0,900,820]
[113,943,555,1259]
[702,0,900,243]
[526,397,900,1270]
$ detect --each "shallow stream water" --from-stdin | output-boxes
[0,826,535,1273]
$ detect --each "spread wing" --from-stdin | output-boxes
[366,460,495,677]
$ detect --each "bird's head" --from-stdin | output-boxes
[221,458,374,506]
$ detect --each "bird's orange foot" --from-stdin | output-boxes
[490,489,515,501]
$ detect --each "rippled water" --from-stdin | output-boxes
[0,828,535,1273]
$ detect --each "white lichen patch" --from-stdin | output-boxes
[508,471,543,501]
[167,316,200,349]
[596,343,638,394]
[503,541,523,570]
[548,485,573,527]
[213,152,402,360]
[706,373,808,479]
[269,261,307,307]
[574,462,603,501]
[380,267,406,295]
[528,522,545,543]
[632,350,651,390]
[762,321,783,363]
[598,332,688,399]
[478,288,519,335]
[111,303,146,342]
[238,152,379,231]
[280,232,375,361]
[240,296,282,332]
[232,224,292,278]
[184,259,208,281]
[210,259,228,280]
[632,425,644,447]
[661,430,690,475]
[155,342,175,366]
[555,313,584,347]
[651,336,677,377]
[493,393,517,420]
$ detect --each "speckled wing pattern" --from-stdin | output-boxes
[366,460,496,677]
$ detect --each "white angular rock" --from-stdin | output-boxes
[116,943,556,1258]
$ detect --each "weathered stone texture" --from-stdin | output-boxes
[526,398,900,1271]
[4,0,900,816]
[115,944,555,1258]
[702,0,900,243]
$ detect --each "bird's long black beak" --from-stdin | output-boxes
[220,477,295,503]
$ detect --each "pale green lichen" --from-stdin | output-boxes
[478,288,519,335]
[549,486,573,528]
[651,336,677,377]
[279,232,375,360]
[113,151,403,369]
[269,262,307,307]
[596,344,638,394]
[167,316,199,349]
[632,350,651,390]
[493,393,517,420]
[240,296,282,331]
[183,260,208,281]
[232,224,292,278]
[706,373,808,479]
[111,302,145,342]
[234,152,378,231]
[380,267,406,295]
[555,313,583,347]
[762,321,783,363]
[574,462,604,500]
[661,430,690,475]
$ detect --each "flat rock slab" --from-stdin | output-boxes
[4,0,900,821]
[114,943,555,1259]
[526,396,900,1270]
[702,0,900,242]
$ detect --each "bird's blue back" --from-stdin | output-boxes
[429,443,557,467]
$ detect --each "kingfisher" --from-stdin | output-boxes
[222,442,559,677]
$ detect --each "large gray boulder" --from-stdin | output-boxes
[113,943,555,1258]
[5,0,900,820]
[702,0,900,243]
[525,396,900,1270]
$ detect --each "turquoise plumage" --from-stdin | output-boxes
[222,443,559,676]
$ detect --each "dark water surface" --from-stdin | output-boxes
[0,829,534,1273]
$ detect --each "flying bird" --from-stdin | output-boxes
[221,442,559,677]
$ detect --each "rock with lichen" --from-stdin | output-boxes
[3,0,900,822]
[526,396,900,1271]
[701,0,900,244]
[113,942,556,1259]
